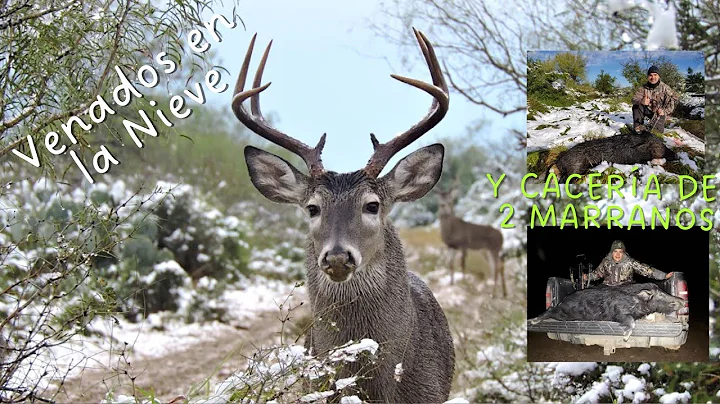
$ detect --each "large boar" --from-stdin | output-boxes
[529,283,685,340]
[550,131,678,182]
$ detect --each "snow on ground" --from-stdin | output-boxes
[527,99,632,152]
[222,278,305,328]
[528,99,703,154]
[444,398,470,403]
[527,97,704,183]
[422,251,524,308]
[27,277,303,396]
[90,278,302,358]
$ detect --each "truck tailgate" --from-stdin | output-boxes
[527,319,687,338]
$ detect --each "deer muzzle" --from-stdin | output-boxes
[321,246,357,282]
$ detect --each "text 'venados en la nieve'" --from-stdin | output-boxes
[11,14,236,184]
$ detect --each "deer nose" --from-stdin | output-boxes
[322,246,356,268]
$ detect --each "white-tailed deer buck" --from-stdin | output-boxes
[234,29,454,403]
[436,187,506,297]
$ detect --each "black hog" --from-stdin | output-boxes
[529,283,685,340]
[593,282,662,295]
[551,131,679,182]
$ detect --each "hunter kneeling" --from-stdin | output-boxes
[631,65,679,133]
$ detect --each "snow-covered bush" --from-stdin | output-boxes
[461,318,705,402]
[195,339,380,403]
[1,175,261,324]
[248,246,306,281]
[675,93,705,120]
[0,177,143,402]
[181,276,230,324]
[153,182,252,283]
[390,201,436,228]
[117,259,193,321]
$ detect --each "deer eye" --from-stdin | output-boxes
[364,202,380,215]
[307,205,320,217]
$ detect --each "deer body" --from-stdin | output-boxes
[235,29,455,402]
[437,192,506,296]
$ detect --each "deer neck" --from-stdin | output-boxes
[439,212,459,237]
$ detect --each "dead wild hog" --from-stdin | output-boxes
[529,283,685,340]
[551,131,678,182]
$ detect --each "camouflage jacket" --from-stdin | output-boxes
[631,81,679,116]
[588,253,667,286]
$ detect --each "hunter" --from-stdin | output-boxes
[583,240,674,286]
[631,65,679,133]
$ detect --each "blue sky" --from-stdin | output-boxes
[197,0,521,175]
[529,50,705,87]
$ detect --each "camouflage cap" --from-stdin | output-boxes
[610,240,626,252]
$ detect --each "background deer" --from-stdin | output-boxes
[436,185,506,297]
[234,29,455,403]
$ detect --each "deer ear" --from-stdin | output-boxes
[244,146,309,204]
[383,144,444,202]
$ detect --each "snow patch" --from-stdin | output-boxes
[335,377,357,390]
[659,391,691,403]
[551,362,598,376]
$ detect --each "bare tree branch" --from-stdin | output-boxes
[370,0,635,148]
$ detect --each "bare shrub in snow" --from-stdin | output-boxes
[0,178,160,402]
[188,339,380,403]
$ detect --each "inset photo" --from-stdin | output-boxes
[526,51,705,184]
[527,226,709,362]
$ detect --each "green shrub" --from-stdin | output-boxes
[534,124,559,130]
[593,70,617,94]
[526,152,539,169]
[153,185,252,282]
[528,60,575,108]
[528,94,550,115]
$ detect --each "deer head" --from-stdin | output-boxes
[436,177,461,218]
[235,29,449,283]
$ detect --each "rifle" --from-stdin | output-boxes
[647,113,666,133]
[646,92,669,133]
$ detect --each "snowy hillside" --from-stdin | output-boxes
[527,96,705,183]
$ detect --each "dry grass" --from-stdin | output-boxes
[678,119,705,140]
[398,226,527,400]
[399,226,492,281]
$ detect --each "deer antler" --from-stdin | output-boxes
[364,28,450,178]
[232,34,326,177]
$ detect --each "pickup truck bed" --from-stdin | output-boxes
[527,273,689,355]
[528,319,685,338]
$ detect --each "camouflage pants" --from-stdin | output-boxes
[632,104,665,131]
[632,104,653,126]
